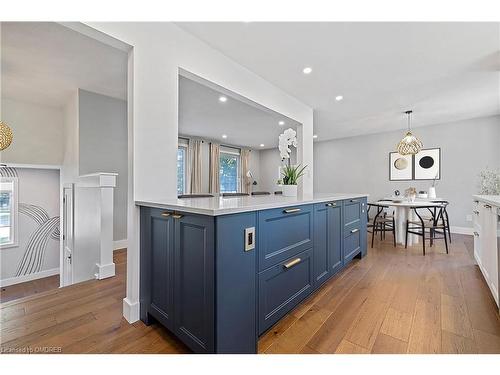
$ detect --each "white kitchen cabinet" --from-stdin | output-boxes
[472,195,500,312]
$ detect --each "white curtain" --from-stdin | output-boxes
[240,149,251,194]
[209,143,220,194]
[186,139,202,194]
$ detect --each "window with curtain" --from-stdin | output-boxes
[219,147,240,193]
[0,178,18,247]
[177,138,189,195]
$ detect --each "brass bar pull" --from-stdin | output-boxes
[350,199,359,203]
[351,228,360,233]
[283,258,301,269]
[161,212,171,217]
[172,214,183,219]
[326,202,336,207]
[283,208,301,214]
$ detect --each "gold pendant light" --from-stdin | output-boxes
[397,110,422,155]
[0,121,14,151]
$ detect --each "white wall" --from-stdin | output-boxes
[61,91,79,184]
[0,168,60,286]
[78,89,128,242]
[259,148,298,193]
[85,22,314,323]
[0,98,64,165]
[314,115,500,229]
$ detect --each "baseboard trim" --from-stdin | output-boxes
[450,226,473,235]
[123,297,140,323]
[96,262,116,280]
[0,268,59,287]
[113,239,128,251]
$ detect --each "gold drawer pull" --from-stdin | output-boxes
[350,199,359,203]
[172,214,183,219]
[283,258,301,269]
[283,208,301,214]
[161,212,171,217]
[351,228,360,233]
[326,202,336,207]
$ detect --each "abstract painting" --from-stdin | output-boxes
[389,152,413,181]
[414,148,441,180]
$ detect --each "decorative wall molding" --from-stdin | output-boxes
[123,297,140,323]
[113,239,128,251]
[0,267,59,287]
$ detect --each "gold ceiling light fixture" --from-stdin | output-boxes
[397,110,423,155]
[0,121,14,151]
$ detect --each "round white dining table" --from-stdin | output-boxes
[376,198,444,246]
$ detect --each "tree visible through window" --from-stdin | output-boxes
[177,147,186,195]
[0,178,17,247]
[220,152,239,193]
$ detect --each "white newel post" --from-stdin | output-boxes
[78,172,117,280]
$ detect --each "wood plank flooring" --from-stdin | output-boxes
[1,236,499,354]
[1,275,59,303]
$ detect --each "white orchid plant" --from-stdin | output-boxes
[278,128,307,186]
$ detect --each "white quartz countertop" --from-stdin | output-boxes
[136,193,369,216]
[473,195,500,207]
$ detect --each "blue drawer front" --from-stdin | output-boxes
[258,248,313,334]
[258,204,313,270]
[343,198,363,235]
[344,228,361,263]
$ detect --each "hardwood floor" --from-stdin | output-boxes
[1,275,60,304]
[1,236,499,354]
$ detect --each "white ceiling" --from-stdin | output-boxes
[177,22,500,141]
[1,22,128,108]
[179,75,300,149]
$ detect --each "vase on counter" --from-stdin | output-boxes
[428,186,436,199]
[282,184,298,197]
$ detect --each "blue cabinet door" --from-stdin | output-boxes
[313,203,330,287]
[328,203,343,275]
[140,207,175,331]
[360,198,368,257]
[174,213,215,353]
[258,204,313,271]
[258,248,313,334]
[343,198,362,235]
[215,212,257,354]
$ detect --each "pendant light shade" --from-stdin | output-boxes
[397,110,422,155]
[0,121,13,151]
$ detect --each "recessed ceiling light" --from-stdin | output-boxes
[302,67,313,74]
[313,135,318,139]
[260,144,265,147]
[222,134,227,139]
[219,96,227,103]
[335,95,343,101]
[278,120,285,126]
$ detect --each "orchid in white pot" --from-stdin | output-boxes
[278,128,307,197]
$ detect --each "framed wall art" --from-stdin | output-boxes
[389,152,413,181]
[414,148,441,180]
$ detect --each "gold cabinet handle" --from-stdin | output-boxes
[161,212,171,217]
[350,199,359,203]
[283,258,301,269]
[283,208,301,214]
[351,228,359,233]
[172,214,183,219]
[326,202,336,207]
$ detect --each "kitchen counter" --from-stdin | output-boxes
[473,195,500,207]
[136,192,369,216]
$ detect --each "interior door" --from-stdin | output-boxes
[63,186,74,286]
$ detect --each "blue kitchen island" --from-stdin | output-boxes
[137,193,368,354]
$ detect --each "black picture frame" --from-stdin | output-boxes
[389,152,413,181]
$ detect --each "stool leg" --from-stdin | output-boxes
[405,220,409,249]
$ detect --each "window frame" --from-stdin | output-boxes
[219,147,241,193]
[0,177,19,249]
[177,138,189,195]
